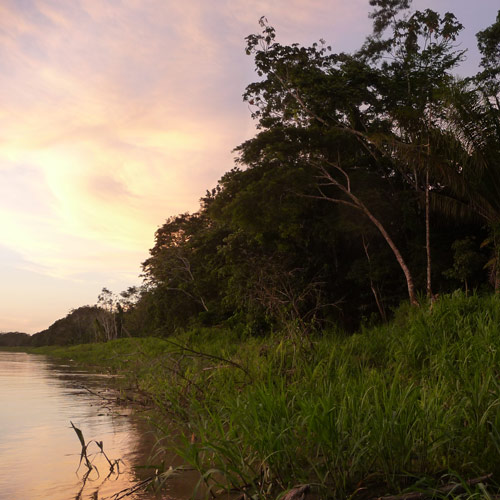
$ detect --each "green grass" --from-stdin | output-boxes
[24,291,500,499]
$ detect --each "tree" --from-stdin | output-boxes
[207,161,345,332]
[243,18,421,305]
[96,288,119,341]
[476,10,500,102]
[141,211,230,333]
[30,306,103,346]
[439,12,500,289]
[361,3,465,298]
[443,237,484,294]
[143,213,210,312]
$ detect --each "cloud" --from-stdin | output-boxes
[1,0,494,332]
[0,0,371,333]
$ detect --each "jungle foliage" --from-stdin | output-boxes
[32,292,500,499]
[119,1,500,339]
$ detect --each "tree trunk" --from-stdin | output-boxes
[360,199,419,306]
[495,246,500,293]
[425,168,432,299]
[362,235,387,321]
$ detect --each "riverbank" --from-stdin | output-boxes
[0,350,169,500]
[18,292,500,499]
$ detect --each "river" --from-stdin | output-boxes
[0,351,196,500]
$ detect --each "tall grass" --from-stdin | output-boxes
[32,292,500,498]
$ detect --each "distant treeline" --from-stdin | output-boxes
[6,2,500,346]
[0,305,120,347]
[0,332,31,347]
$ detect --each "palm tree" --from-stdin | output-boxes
[442,77,500,289]
[359,6,466,299]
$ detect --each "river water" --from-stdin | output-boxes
[0,351,195,500]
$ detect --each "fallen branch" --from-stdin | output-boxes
[282,484,310,500]
[80,383,150,408]
[374,473,493,500]
[161,338,251,378]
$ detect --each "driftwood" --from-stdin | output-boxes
[233,484,311,500]
[282,485,311,500]
[79,384,151,410]
[374,473,493,500]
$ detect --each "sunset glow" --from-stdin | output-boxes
[1,0,498,332]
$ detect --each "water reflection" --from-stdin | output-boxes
[0,352,167,500]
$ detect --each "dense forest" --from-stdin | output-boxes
[4,0,500,346]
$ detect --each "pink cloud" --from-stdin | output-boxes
[0,0,496,332]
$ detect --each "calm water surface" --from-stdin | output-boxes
[0,352,195,500]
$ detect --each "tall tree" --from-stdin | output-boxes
[243,18,421,304]
[441,12,500,289]
[361,2,465,298]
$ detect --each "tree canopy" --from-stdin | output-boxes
[14,1,500,345]
[91,2,500,338]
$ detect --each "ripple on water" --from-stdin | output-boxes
[0,351,171,500]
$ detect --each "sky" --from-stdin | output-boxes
[0,0,498,333]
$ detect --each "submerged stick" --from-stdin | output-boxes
[103,477,154,500]
[95,440,123,473]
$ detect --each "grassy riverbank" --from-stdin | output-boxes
[23,292,500,499]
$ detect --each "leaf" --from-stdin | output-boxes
[70,421,89,469]
[483,257,496,270]
[71,421,86,448]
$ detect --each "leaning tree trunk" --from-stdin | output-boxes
[315,162,420,306]
[360,197,419,306]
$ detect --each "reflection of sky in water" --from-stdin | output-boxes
[0,352,166,500]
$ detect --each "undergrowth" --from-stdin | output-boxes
[26,291,500,499]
